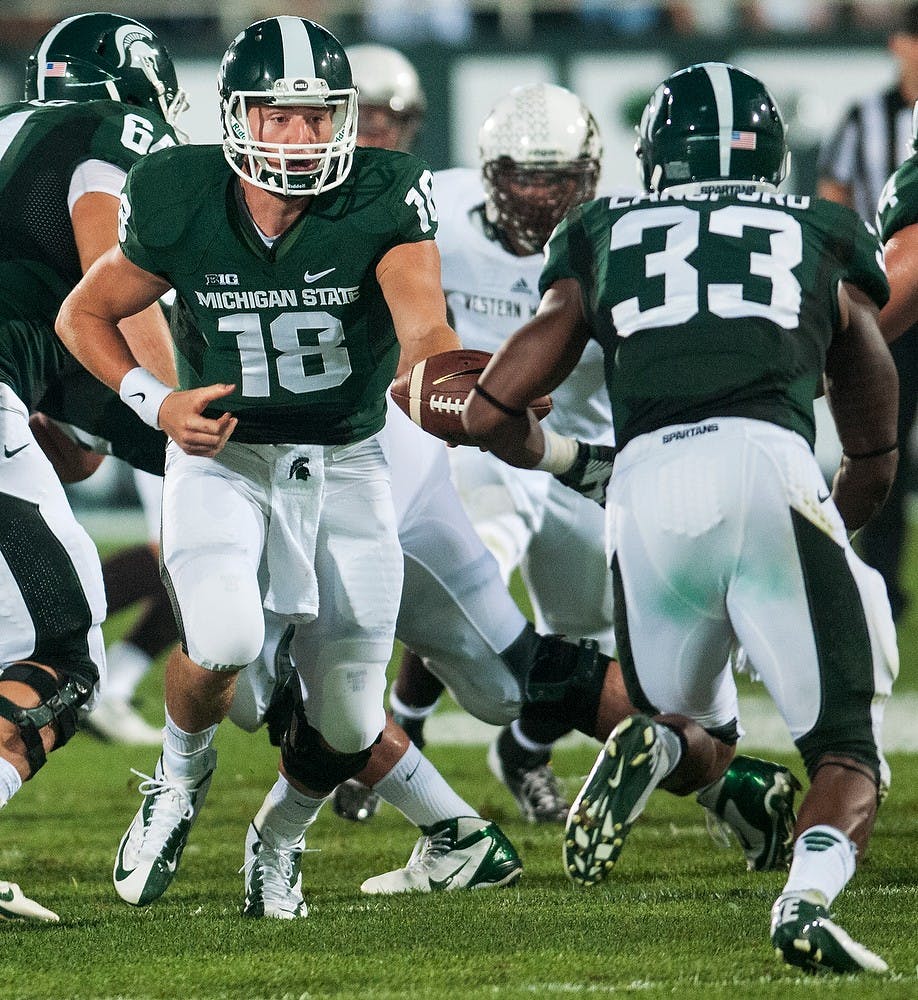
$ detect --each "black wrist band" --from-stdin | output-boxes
[472,383,527,418]
[842,442,899,460]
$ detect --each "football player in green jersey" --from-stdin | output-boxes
[464,63,898,973]
[57,16,467,918]
[877,117,918,343]
[0,11,184,921]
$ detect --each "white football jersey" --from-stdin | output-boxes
[433,167,614,444]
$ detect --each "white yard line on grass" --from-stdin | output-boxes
[425,692,918,753]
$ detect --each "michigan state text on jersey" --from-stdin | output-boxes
[118,142,437,444]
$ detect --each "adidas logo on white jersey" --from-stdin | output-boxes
[510,277,531,294]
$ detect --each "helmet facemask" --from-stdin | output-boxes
[483,158,600,255]
[222,80,358,197]
[477,83,602,256]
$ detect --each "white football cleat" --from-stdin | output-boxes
[240,822,307,919]
[113,752,214,906]
[0,881,59,922]
[360,817,522,894]
[83,696,163,745]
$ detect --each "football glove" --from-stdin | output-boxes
[555,441,616,507]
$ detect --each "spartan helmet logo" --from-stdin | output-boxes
[289,457,311,482]
[114,23,160,73]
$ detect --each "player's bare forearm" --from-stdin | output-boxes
[57,246,170,391]
[826,284,899,530]
[463,279,588,456]
[396,323,461,376]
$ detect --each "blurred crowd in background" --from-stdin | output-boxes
[0,1,915,51]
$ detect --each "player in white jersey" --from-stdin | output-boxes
[388,83,620,821]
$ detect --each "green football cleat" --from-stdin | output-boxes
[0,881,59,922]
[697,755,801,871]
[241,822,307,919]
[360,817,522,894]
[113,752,214,906]
[564,714,672,886]
[770,891,888,974]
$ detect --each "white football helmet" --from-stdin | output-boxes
[346,43,426,152]
[478,83,602,254]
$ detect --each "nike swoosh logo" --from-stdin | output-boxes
[428,857,470,890]
[0,887,13,902]
[303,267,336,283]
[129,392,146,403]
[427,835,493,890]
[817,491,830,503]
[4,443,29,458]
[404,761,421,782]
[606,756,626,790]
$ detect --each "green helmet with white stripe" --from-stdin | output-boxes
[23,12,186,130]
[636,62,788,193]
[218,16,358,197]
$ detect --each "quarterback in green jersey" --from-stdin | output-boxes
[0,12,184,922]
[464,63,898,973]
[57,16,462,919]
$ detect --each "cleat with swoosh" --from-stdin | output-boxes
[0,881,59,922]
[360,817,522,894]
[563,714,671,886]
[113,752,214,906]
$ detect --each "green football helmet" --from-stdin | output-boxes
[218,16,358,197]
[24,12,187,130]
[637,62,788,192]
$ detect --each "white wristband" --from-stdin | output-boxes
[534,429,579,475]
[119,367,172,429]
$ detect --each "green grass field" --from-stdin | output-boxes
[1,532,916,999]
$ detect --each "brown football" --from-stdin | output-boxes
[390,348,552,446]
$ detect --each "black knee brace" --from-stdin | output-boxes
[280,693,377,796]
[522,632,608,705]
[0,663,93,774]
[502,629,610,738]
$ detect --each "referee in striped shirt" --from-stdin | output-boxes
[817,2,918,621]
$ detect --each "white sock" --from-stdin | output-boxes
[374,742,477,829]
[0,757,22,808]
[389,689,438,720]
[781,824,857,907]
[103,641,153,702]
[253,773,327,847]
[161,709,217,784]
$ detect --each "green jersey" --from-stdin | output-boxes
[119,144,438,445]
[877,151,918,241]
[542,189,888,450]
[37,360,166,477]
[0,99,176,407]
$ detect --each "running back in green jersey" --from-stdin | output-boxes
[0,99,176,406]
[877,151,918,242]
[541,189,888,449]
[119,144,438,445]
